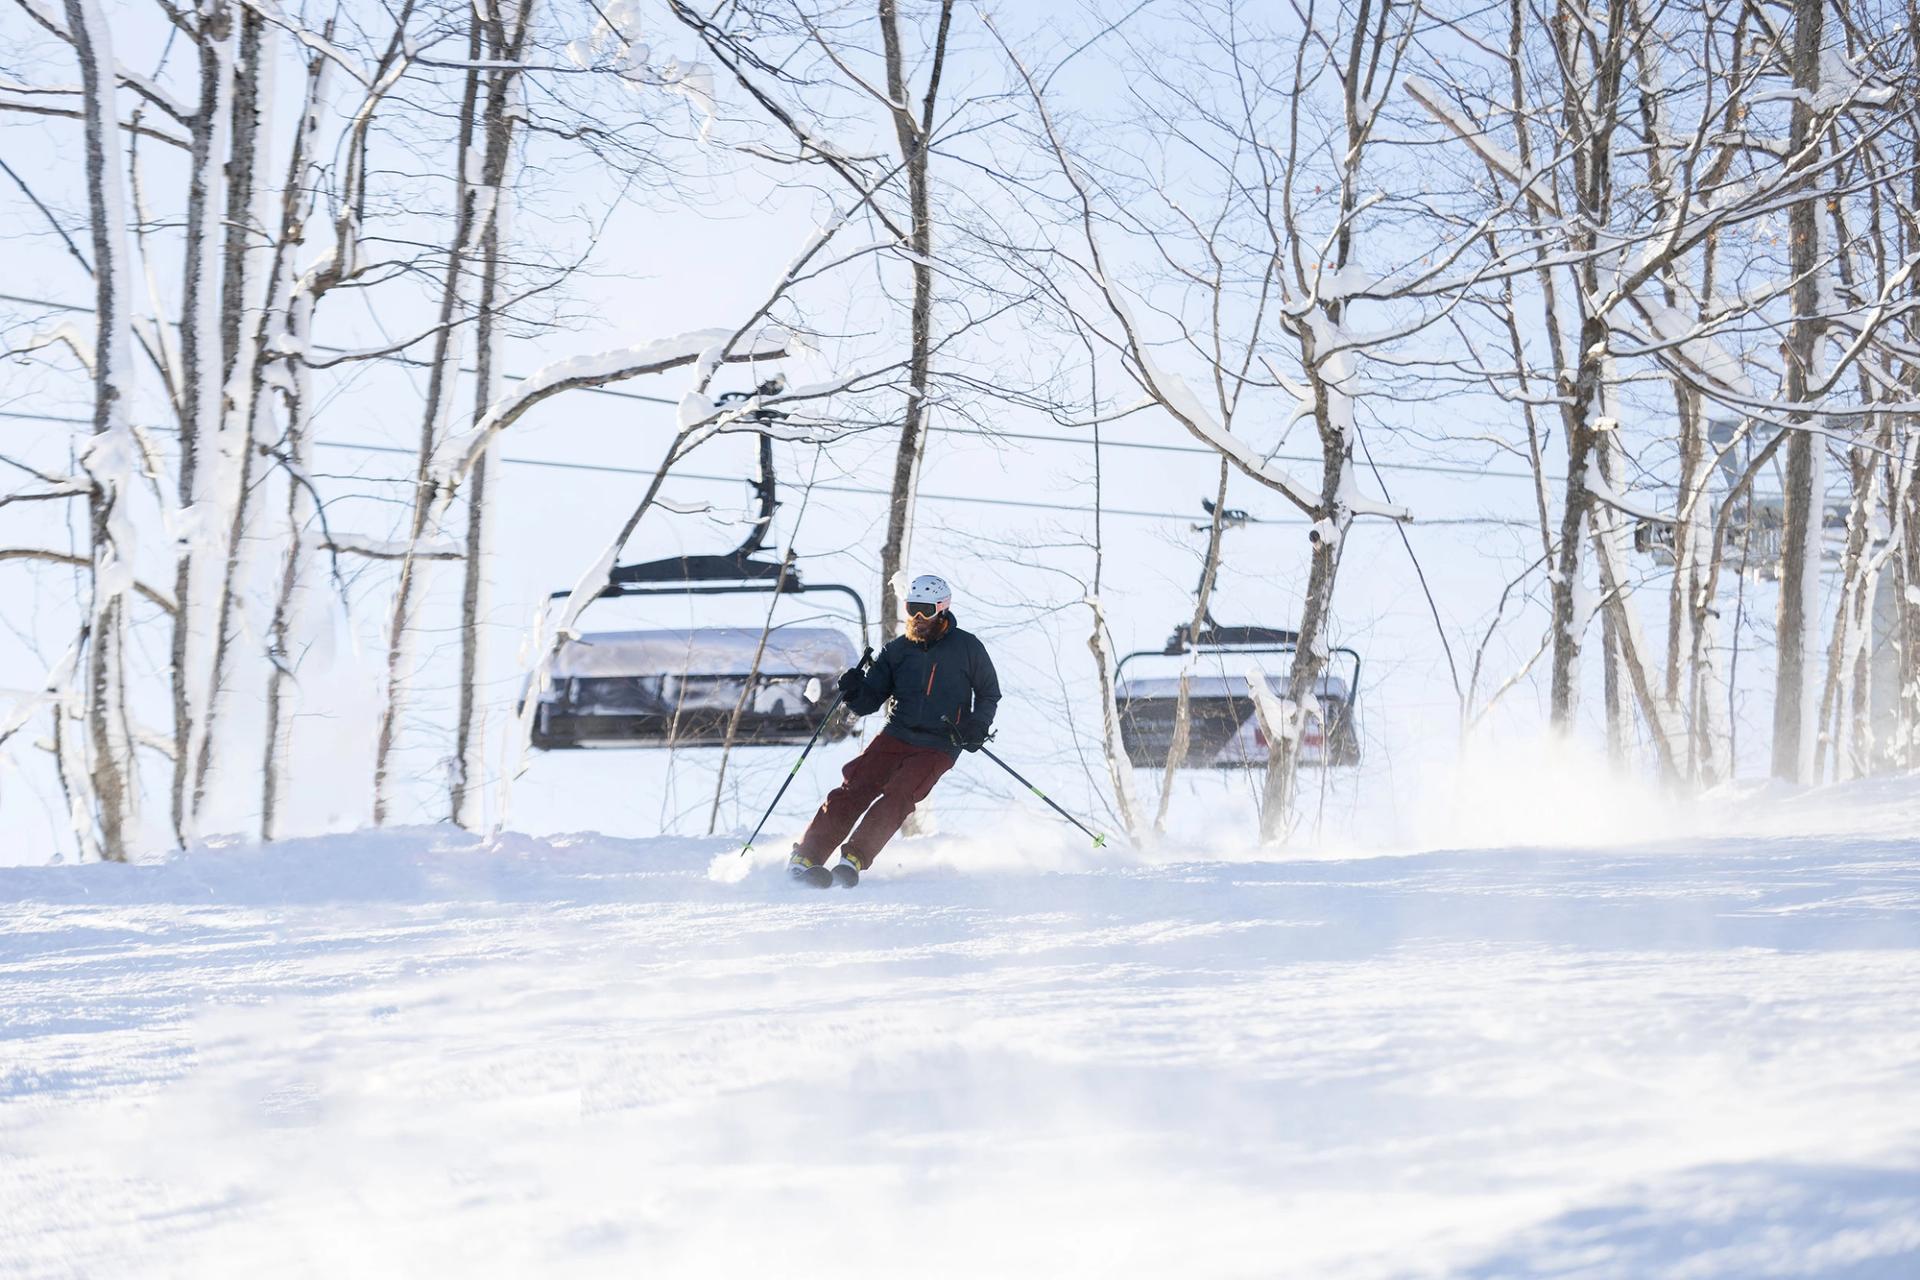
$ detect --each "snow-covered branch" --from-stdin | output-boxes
[432,327,791,487]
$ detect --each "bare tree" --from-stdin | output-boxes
[450,0,539,830]
[260,14,420,839]
[1412,0,1914,785]
[666,0,980,641]
[872,0,955,642]
[1771,0,1830,782]
[62,0,138,859]
[994,1,1421,839]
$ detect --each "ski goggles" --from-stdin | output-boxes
[905,601,944,618]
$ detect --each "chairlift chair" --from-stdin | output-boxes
[529,389,869,750]
[1632,417,1866,579]
[1114,623,1363,769]
[1114,495,1363,770]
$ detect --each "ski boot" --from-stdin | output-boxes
[788,852,832,889]
[831,854,863,888]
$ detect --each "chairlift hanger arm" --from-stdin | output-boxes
[556,382,873,644]
[734,430,779,560]
[700,381,795,564]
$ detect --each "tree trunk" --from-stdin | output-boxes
[874,0,953,644]
[1667,387,1702,709]
[1086,417,1142,842]
[1686,512,1732,785]
[1260,433,1350,842]
[1595,430,1627,766]
[374,20,485,824]
[259,280,324,842]
[1895,446,1920,771]
[65,0,138,859]
[453,0,534,829]
[1815,449,1874,781]
[1545,0,1628,734]
[261,16,409,836]
[169,4,239,845]
[257,48,339,840]
[190,8,274,820]
[1153,460,1231,835]
[1770,0,1828,782]
[1549,340,1601,730]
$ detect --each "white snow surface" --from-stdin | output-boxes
[5,778,1920,1277]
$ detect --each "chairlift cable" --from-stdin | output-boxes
[0,403,1807,512]
[1,289,1568,484]
[0,410,1539,527]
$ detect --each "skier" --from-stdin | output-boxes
[788,574,1000,887]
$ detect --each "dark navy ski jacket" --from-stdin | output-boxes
[846,612,1000,757]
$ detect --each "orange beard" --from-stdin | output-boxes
[905,611,943,643]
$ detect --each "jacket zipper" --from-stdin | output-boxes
[925,662,938,696]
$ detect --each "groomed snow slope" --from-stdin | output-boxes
[5,783,1920,1278]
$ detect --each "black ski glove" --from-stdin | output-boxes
[836,666,867,698]
[954,713,991,752]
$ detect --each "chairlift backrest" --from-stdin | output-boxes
[552,627,858,680]
[1115,672,1351,702]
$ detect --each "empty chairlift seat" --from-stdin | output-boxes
[531,626,860,749]
[1114,627,1362,769]
[525,420,871,754]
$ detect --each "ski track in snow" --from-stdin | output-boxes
[4,789,1920,1277]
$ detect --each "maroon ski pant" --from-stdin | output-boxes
[793,732,956,869]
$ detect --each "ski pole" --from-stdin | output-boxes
[739,648,871,858]
[947,718,1108,849]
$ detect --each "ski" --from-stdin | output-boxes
[789,862,832,889]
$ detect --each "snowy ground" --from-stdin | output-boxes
[5,781,1920,1278]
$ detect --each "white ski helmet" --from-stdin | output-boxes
[905,573,953,614]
